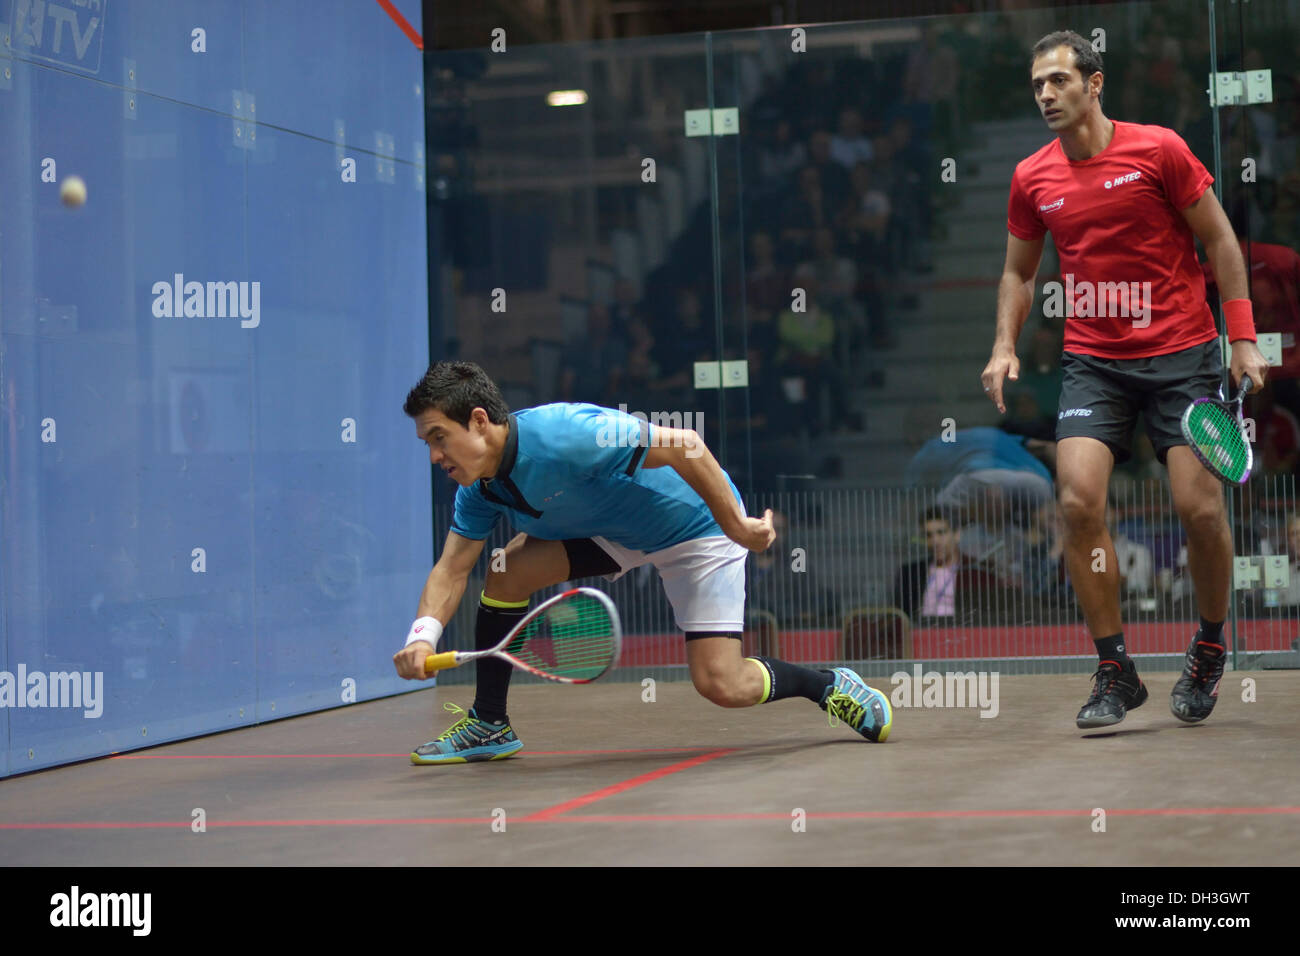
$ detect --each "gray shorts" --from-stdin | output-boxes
[1056,339,1223,464]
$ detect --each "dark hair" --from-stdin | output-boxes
[403,360,510,427]
[1031,30,1104,82]
[920,506,950,528]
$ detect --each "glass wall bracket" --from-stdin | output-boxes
[682,107,739,137]
[1208,69,1273,106]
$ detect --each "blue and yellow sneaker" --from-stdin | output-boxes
[819,667,893,742]
[410,702,523,765]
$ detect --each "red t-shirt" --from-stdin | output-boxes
[1007,121,1217,358]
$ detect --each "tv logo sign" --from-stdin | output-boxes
[10,0,106,74]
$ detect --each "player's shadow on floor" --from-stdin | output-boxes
[1078,728,1163,739]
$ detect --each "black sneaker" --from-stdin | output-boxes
[1170,637,1225,723]
[1076,660,1149,729]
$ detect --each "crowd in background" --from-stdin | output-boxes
[436,9,1300,642]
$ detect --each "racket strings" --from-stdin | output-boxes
[505,594,618,679]
[1187,402,1250,482]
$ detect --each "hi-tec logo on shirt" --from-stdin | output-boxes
[1059,408,1094,419]
[1104,171,1142,189]
[1039,197,1065,213]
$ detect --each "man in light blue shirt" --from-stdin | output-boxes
[392,361,892,762]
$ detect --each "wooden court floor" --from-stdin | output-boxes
[2,672,1298,866]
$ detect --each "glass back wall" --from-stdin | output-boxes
[426,1,1300,682]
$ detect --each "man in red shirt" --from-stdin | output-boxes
[980,31,1269,729]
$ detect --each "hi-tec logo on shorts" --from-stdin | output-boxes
[1059,408,1094,419]
[1105,171,1142,189]
[1039,197,1064,213]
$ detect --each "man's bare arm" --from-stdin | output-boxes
[394,531,486,679]
[415,531,484,622]
[982,233,1045,413]
[1181,189,1268,390]
[643,427,774,552]
[1181,189,1248,301]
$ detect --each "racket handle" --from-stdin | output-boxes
[1241,373,1254,394]
[423,651,460,674]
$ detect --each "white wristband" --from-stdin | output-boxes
[404,617,443,648]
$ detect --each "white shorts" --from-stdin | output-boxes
[590,535,747,633]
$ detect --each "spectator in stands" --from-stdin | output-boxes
[559,303,626,405]
[839,161,891,253]
[904,426,1055,519]
[757,118,808,183]
[649,286,713,402]
[797,228,866,359]
[904,428,1057,590]
[743,345,802,466]
[774,272,857,433]
[869,116,930,273]
[892,507,962,622]
[830,107,875,169]
[1023,500,1070,603]
[836,161,896,349]
[746,231,789,354]
[806,129,852,212]
[902,22,961,155]
[1107,503,1155,597]
[779,165,834,261]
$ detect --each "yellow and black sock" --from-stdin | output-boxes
[747,656,835,704]
[472,594,528,724]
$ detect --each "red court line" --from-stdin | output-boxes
[4,806,1296,830]
[520,748,739,822]
[375,0,423,50]
[107,747,716,760]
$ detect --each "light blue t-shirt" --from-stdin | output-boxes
[904,427,1051,487]
[451,403,740,553]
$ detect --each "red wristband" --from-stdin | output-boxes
[1223,298,1255,342]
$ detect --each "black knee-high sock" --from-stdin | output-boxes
[472,595,529,723]
[747,656,835,704]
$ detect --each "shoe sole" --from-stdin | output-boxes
[410,741,524,765]
[1169,699,1214,724]
[1077,683,1148,729]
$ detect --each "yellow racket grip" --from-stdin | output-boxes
[423,651,460,674]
